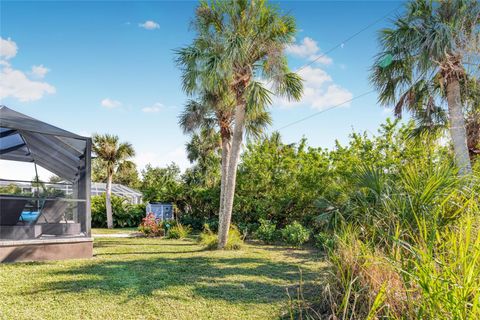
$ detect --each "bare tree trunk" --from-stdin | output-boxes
[446,78,472,175]
[217,136,231,244]
[106,174,114,229]
[218,103,246,249]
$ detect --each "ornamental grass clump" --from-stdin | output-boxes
[166,223,191,239]
[199,224,243,250]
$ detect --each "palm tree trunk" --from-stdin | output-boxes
[106,174,114,229]
[446,78,472,175]
[218,102,246,249]
[217,135,231,244]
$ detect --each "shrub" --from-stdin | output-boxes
[138,213,164,237]
[91,194,145,228]
[314,232,335,251]
[255,219,278,244]
[199,224,243,250]
[166,223,191,239]
[281,221,310,248]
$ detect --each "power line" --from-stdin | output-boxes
[295,3,403,74]
[276,90,375,131]
[274,3,403,131]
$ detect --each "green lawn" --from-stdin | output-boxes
[0,236,325,320]
[91,227,138,234]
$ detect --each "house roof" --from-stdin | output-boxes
[0,106,90,181]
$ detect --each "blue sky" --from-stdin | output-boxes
[0,0,403,180]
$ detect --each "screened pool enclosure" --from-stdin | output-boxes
[0,106,92,262]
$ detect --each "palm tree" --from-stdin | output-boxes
[178,87,272,236]
[178,89,234,235]
[185,127,222,187]
[92,134,135,229]
[371,0,480,175]
[178,0,303,248]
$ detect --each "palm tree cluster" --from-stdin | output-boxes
[371,0,480,174]
[92,134,135,229]
[176,0,303,248]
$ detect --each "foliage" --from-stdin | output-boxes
[138,213,165,237]
[199,224,243,250]
[255,219,278,244]
[281,221,310,248]
[140,163,183,204]
[176,0,303,249]
[313,232,335,251]
[371,0,480,173]
[92,158,141,189]
[166,223,191,239]
[92,134,136,180]
[0,183,22,195]
[91,194,145,228]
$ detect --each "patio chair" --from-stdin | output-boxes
[0,195,28,226]
[36,199,69,224]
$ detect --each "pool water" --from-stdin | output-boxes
[21,211,40,222]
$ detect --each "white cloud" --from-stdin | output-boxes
[0,37,55,102]
[286,37,332,65]
[0,37,18,60]
[135,147,190,172]
[298,66,331,87]
[274,65,352,110]
[101,98,122,108]
[30,64,49,78]
[142,102,163,113]
[0,65,56,102]
[139,20,159,30]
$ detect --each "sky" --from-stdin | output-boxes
[0,0,403,181]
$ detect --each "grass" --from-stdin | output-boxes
[0,236,325,320]
[91,227,138,235]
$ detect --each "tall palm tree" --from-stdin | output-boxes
[177,89,234,234]
[371,0,480,175]
[92,134,135,229]
[178,0,303,248]
[178,87,272,234]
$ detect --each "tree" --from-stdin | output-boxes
[177,0,303,248]
[92,134,135,229]
[371,0,480,175]
[177,90,234,220]
[92,157,140,189]
[185,128,222,188]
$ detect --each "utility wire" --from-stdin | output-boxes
[276,90,375,131]
[295,3,403,74]
[274,3,403,131]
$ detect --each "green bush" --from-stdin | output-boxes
[314,232,335,251]
[199,224,243,250]
[281,221,310,248]
[255,219,278,244]
[166,223,191,239]
[91,194,145,228]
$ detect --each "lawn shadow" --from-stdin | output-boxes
[31,244,319,305]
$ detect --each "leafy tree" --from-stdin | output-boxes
[140,163,183,204]
[371,0,480,174]
[92,134,135,229]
